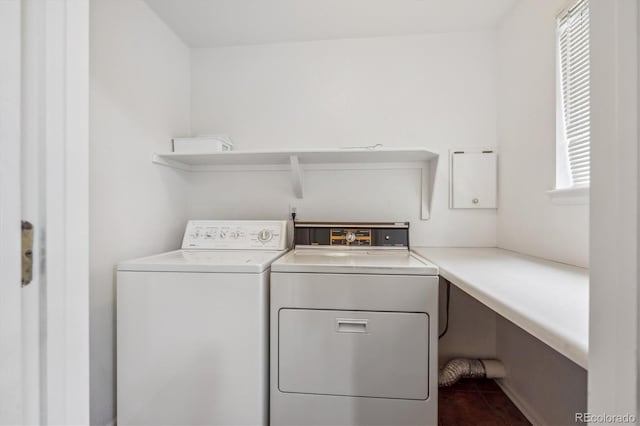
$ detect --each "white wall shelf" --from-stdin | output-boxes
[153,147,439,220]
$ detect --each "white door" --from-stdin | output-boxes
[0,1,90,425]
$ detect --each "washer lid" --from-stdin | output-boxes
[271,249,438,275]
[117,249,288,273]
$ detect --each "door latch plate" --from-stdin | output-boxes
[22,221,33,286]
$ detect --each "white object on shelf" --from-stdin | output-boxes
[172,135,233,153]
[152,147,439,220]
[449,149,497,209]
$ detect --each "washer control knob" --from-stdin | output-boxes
[257,229,273,243]
[345,231,357,243]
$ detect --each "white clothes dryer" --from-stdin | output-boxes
[270,221,439,426]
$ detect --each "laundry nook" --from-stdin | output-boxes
[1,1,638,426]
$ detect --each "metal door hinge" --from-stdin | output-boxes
[21,221,33,286]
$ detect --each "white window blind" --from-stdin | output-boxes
[558,0,590,187]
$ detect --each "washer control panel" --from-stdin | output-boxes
[182,220,288,250]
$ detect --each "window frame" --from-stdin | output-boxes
[550,0,590,204]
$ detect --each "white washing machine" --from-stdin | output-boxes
[270,222,439,426]
[117,220,288,426]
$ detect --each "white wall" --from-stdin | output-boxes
[496,317,587,425]
[188,34,501,377]
[189,33,498,246]
[90,1,190,424]
[496,0,589,268]
[438,283,497,366]
[493,2,588,423]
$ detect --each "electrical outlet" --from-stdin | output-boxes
[289,205,297,220]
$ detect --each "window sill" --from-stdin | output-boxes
[546,186,589,205]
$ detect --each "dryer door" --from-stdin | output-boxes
[278,308,429,400]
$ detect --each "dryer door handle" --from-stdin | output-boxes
[336,318,368,333]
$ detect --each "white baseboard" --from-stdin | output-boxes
[496,379,546,426]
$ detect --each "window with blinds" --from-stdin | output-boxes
[557,0,590,187]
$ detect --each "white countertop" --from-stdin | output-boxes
[412,247,589,369]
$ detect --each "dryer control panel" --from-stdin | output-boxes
[294,222,409,248]
[182,220,288,250]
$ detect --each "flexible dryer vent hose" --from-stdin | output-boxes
[438,358,506,387]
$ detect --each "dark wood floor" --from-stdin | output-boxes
[439,379,531,426]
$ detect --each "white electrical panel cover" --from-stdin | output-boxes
[450,150,497,209]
